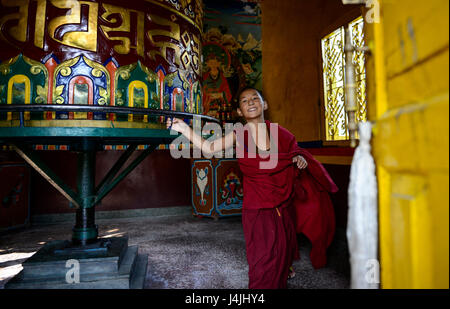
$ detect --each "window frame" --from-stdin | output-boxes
[318,8,366,147]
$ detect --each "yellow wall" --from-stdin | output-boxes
[261,0,449,288]
[261,0,360,142]
[366,0,449,288]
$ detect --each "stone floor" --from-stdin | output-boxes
[0,210,350,289]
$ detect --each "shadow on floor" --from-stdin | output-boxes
[0,214,350,289]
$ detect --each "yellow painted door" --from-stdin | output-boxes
[365,0,449,288]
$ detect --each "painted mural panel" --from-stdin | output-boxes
[202,0,262,120]
[215,159,243,216]
[191,158,243,219]
[191,159,214,216]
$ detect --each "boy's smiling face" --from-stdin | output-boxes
[237,88,268,121]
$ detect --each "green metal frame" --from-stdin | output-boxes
[73,138,97,244]
[94,144,158,206]
[10,139,162,244]
[3,134,183,244]
[95,144,139,197]
[13,143,82,208]
[0,104,220,246]
[0,127,175,140]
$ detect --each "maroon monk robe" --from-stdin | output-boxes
[236,121,301,289]
[237,121,338,289]
[290,143,338,269]
[241,202,298,289]
[279,123,338,269]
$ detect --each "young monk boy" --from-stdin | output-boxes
[167,87,335,289]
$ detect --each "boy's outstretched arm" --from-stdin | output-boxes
[166,117,236,156]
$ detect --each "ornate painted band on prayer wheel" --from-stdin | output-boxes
[0,0,204,129]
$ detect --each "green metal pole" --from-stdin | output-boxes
[95,143,137,195]
[94,144,157,206]
[72,138,98,245]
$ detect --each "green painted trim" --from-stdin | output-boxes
[0,127,177,139]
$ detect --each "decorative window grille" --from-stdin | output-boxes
[321,16,367,141]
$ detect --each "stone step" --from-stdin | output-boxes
[18,237,129,279]
[130,253,148,289]
[5,238,148,289]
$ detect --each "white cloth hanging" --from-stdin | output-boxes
[347,121,379,289]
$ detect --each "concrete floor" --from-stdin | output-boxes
[0,209,350,289]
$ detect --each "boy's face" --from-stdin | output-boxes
[237,89,267,120]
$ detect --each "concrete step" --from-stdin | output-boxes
[130,253,148,289]
[5,238,147,289]
[18,237,128,279]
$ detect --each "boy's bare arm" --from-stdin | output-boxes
[167,118,236,155]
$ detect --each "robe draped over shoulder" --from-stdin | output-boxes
[237,121,338,271]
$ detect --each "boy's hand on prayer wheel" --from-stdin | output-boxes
[166,117,189,135]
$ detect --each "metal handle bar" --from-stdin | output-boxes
[0,104,220,123]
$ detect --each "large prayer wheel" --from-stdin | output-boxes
[0,0,207,246]
[0,0,203,125]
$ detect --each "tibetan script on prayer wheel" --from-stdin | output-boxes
[0,0,203,128]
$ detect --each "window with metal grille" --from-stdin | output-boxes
[321,16,367,142]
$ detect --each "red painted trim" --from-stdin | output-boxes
[68,76,94,120]
[157,70,165,109]
[44,57,57,120]
[172,88,184,111]
[157,69,165,123]
[106,60,117,121]
[188,78,193,112]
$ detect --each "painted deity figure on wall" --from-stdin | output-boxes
[237,48,262,90]
[201,0,263,119]
[202,52,232,118]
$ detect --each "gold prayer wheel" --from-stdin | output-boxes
[0,0,204,131]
